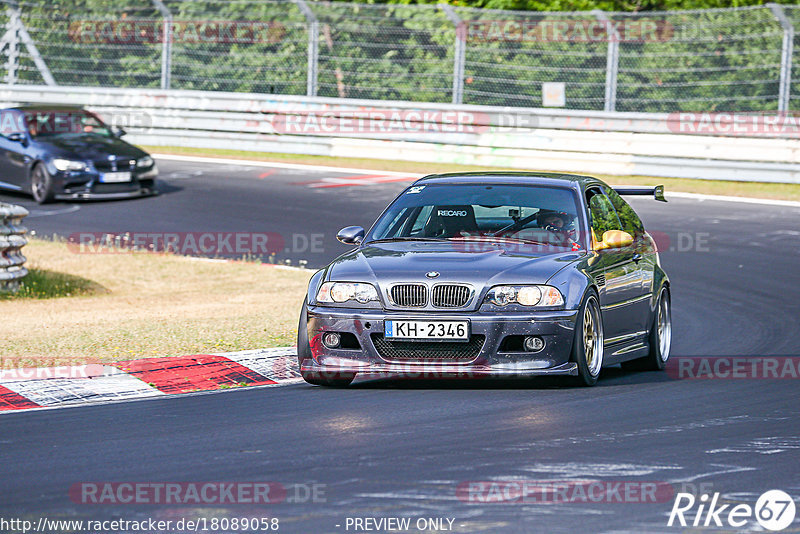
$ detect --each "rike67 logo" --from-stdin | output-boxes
[668,490,796,531]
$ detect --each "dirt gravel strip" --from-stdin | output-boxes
[0,347,300,412]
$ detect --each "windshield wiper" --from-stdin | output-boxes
[450,235,551,246]
[366,237,445,244]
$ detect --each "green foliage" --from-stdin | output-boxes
[10,0,798,112]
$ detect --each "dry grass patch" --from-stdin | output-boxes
[0,239,311,366]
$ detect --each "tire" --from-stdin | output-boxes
[621,286,672,372]
[31,163,55,204]
[569,290,604,386]
[297,298,355,387]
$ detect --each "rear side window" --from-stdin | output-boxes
[586,188,622,240]
[604,186,645,237]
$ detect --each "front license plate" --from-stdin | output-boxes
[385,320,469,340]
[100,171,131,183]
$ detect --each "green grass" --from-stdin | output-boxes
[145,145,800,202]
[1,268,107,300]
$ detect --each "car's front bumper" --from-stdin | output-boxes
[302,306,580,379]
[52,167,158,200]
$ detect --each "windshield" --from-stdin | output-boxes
[24,109,113,138]
[367,183,583,249]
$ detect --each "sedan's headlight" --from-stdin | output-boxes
[53,158,87,172]
[136,156,154,168]
[486,285,564,307]
[317,282,379,304]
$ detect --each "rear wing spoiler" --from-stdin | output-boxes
[613,185,667,202]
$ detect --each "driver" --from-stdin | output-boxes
[537,209,572,232]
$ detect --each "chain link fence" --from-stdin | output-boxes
[1,0,798,112]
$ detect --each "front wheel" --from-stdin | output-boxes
[622,287,672,372]
[297,299,355,387]
[569,291,604,386]
[31,163,55,204]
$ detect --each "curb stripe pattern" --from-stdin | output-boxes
[0,348,298,413]
[0,384,41,410]
[114,355,277,394]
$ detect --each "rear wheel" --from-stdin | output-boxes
[31,163,54,204]
[622,287,671,372]
[569,291,603,386]
[297,299,354,387]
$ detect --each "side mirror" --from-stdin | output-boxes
[597,230,633,250]
[337,226,364,245]
[7,132,28,145]
[114,128,126,137]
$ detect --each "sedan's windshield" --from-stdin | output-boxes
[24,109,113,138]
[367,183,583,249]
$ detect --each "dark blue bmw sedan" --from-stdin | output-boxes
[0,105,158,203]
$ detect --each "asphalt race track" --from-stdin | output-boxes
[1,157,799,533]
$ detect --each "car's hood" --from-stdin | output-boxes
[35,134,147,161]
[326,241,583,289]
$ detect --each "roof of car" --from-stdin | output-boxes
[7,104,86,112]
[414,171,602,188]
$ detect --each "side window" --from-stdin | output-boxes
[604,186,645,237]
[0,110,25,138]
[586,189,622,241]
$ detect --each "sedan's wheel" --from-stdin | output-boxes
[570,291,603,386]
[31,163,55,204]
[297,299,354,387]
[622,286,671,372]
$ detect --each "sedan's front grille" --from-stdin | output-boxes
[372,334,485,361]
[432,284,471,308]
[94,158,136,172]
[390,284,427,307]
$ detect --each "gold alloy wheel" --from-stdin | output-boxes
[583,298,603,376]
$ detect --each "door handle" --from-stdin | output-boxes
[632,253,642,263]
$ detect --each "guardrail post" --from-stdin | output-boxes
[2,6,55,86]
[440,4,465,105]
[0,202,29,293]
[768,3,793,113]
[293,0,318,97]
[151,0,172,90]
[593,10,619,112]
[2,9,20,84]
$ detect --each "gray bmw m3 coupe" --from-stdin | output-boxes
[298,172,671,387]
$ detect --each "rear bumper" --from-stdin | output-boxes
[301,306,579,379]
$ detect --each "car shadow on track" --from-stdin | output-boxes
[0,179,182,206]
[345,365,675,390]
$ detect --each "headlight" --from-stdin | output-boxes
[136,156,154,168]
[317,282,379,304]
[486,285,564,307]
[53,158,87,172]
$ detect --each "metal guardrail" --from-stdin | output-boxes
[0,202,28,293]
[2,84,800,183]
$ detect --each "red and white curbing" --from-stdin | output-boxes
[0,347,301,412]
